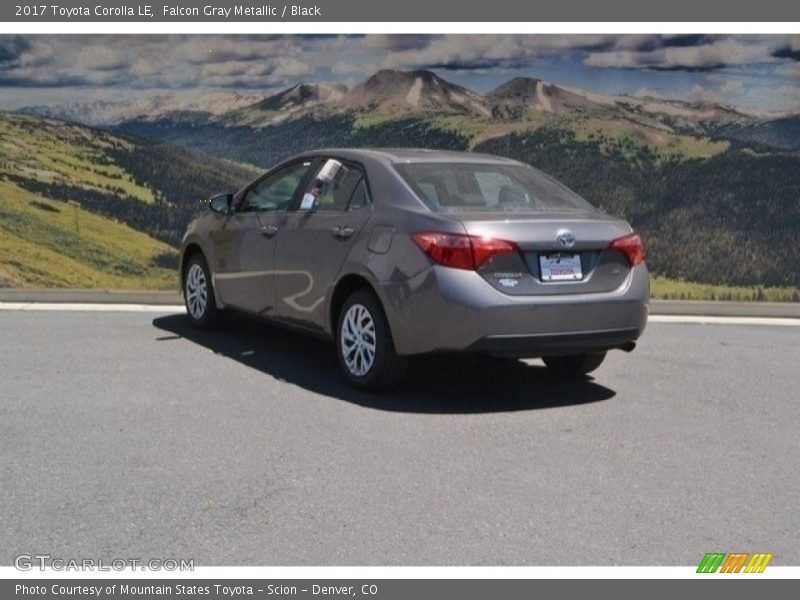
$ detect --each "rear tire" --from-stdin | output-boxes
[183,253,222,329]
[336,290,408,391]
[542,352,606,376]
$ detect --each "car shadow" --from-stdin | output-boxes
[152,313,616,414]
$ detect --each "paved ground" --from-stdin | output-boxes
[1,309,798,565]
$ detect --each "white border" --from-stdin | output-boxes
[1,22,800,34]
[1,17,797,580]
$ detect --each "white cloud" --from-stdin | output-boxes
[741,84,800,113]
[585,36,791,70]
[331,60,377,76]
[719,79,745,96]
[689,85,722,104]
[686,79,800,114]
[0,35,312,90]
[633,87,666,99]
[776,62,800,77]
[376,35,618,70]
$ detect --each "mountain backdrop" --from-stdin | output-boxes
[7,69,800,291]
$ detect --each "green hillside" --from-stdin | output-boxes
[0,112,155,203]
[0,111,255,289]
[0,181,174,288]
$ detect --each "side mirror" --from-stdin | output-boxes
[209,193,233,215]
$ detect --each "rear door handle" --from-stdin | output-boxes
[331,226,355,239]
[260,225,278,237]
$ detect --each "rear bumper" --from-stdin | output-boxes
[466,328,639,357]
[379,264,649,356]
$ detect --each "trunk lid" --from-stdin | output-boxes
[452,212,634,296]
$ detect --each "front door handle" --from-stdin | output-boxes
[260,224,278,237]
[331,226,355,239]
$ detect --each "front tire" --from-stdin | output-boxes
[542,352,606,377]
[336,290,408,391]
[183,253,222,329]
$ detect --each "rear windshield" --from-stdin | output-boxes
[394,162,596,213]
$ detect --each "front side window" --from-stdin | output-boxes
[242,161,313,212]
[300,159,368,213]
[395,162,596,213]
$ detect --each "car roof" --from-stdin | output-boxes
[296,147,522,166]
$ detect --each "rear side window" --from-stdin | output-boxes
[300,159,370,212]
[395,162,595,213]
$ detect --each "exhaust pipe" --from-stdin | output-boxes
[618,341,636,353]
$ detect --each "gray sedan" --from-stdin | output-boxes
[179,148,648,390]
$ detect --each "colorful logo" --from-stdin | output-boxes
[697,552,773,573]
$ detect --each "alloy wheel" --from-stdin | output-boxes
[340,303,377,377]
[185,263,208,320]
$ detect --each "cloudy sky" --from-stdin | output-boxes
[0,34,798,113]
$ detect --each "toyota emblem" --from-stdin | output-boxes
[557,230,576,248]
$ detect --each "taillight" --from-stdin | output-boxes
[412,232,518,270]
[609,232,645,266]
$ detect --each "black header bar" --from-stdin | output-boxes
[3,0,798,22]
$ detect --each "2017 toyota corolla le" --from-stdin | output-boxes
[179,148,648,390]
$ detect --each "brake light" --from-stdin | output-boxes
[609,232,645,266]
[412,232,518,270]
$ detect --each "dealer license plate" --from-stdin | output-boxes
[539,253,583,282]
